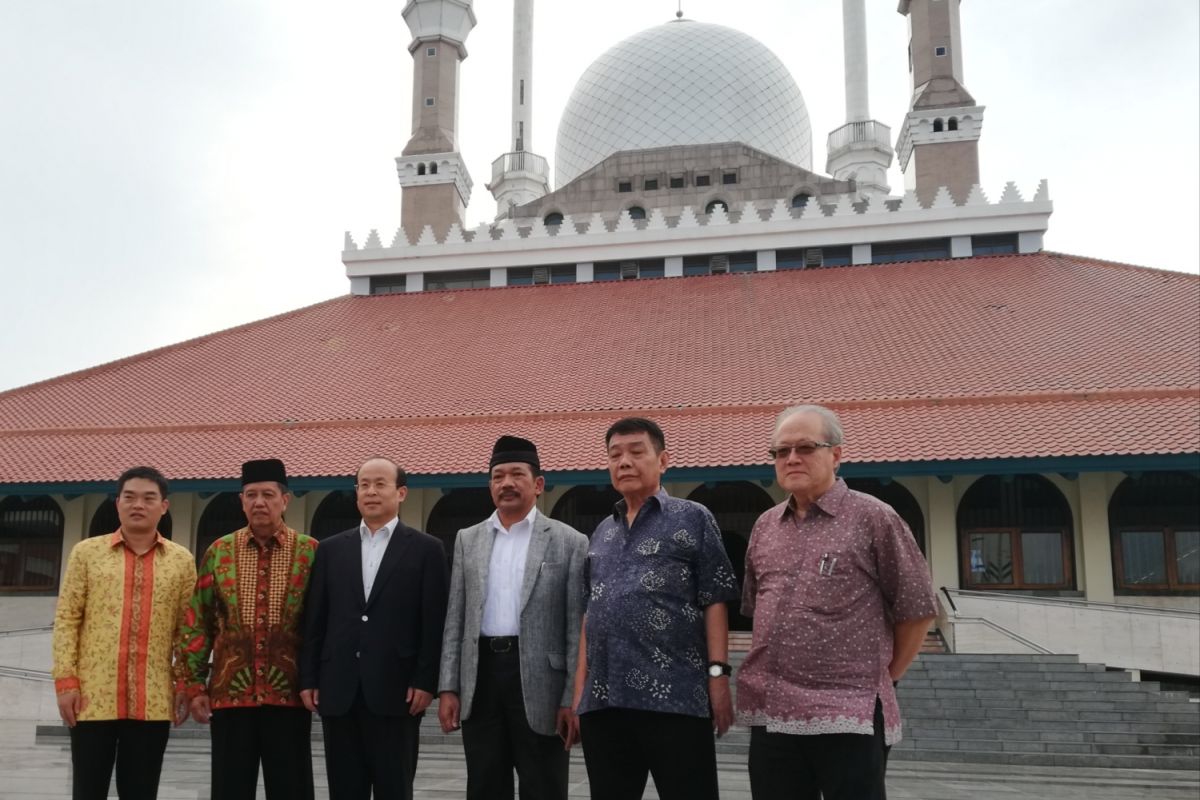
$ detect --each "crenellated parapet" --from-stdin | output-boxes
[344,180,1052,293]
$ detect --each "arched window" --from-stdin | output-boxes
[429,162,438,175]
[88,499,173,539]
[416,163,426,176]
[705,199,728,215]
[947,117,958,131]
[550,485,622,539]
[845,478,926,554]
[544,212,564,227]
[310,490,361,541]
[1109,472,1200,592]
[686,481,775,632]
[627,206,646,220]
[195,493,245,563]
[933,118,944,133]
[958,475,1074,589]
[0,496,64,590]
[426,488,494,566]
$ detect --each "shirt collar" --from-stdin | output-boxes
[781,478,849,520]
[612,487,669,521]
[488,505,538,535]
[109,529,167,550]
[360,516,399,540]
[242,525,289,550]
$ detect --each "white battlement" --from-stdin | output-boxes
[344,180,1051,290]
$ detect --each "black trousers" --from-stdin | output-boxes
[461,645,568,800]
[210,705,314,800]
[747,698,889,800]
[579,708,718,800]
[69,719,170,800]
[321,689,421,800]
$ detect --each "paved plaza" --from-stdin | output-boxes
[3,720,1197,800]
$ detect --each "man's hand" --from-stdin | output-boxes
[438,691,461,732]
[173,691,190,726]
[709,676,733,737]
[56,689,83,727]
[189,693,212,725]
[406,687,433,716]
[300,688,319,713]
[555,706,580,750]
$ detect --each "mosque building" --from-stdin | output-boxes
[1,0,1197,678]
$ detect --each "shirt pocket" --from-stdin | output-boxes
[802,549,858,616]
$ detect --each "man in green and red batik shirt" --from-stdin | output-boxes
[175,458,318,800]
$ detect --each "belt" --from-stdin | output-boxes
[479,635,519,654]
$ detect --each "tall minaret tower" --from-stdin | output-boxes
[894,0,985,207]
[825,0,893,197]
[397,0,476,243]
[486,0,550,219]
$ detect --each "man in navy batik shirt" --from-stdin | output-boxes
[572,417,739,800]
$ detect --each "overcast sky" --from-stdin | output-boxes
[1,1,1197,393]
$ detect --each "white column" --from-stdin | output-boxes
[842,0,869,122]
[756,250,777,271]
[1077,473,1115,603]
[926,477,959,590]
[512,0,534,151]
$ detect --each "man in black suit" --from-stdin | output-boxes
[300,457,449,800]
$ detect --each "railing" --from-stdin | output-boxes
[0,665,51,681]
[937,589,1054,655]
[826,120,892,153]
[942,588,1200,675]
[946,588,1200,620]
[0,626,53,637]
[490,151,549,184]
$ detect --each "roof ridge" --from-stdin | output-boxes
[1041,250,1200,278]
[4,387,1195,438]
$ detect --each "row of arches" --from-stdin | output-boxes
[2,473,1195,596]
[414,162,439,176]
[932,117,960,133]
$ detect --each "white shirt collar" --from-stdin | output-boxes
[488,505,538,535]
[359,516,399,540]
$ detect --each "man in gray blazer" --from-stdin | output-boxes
[438,436,589,800]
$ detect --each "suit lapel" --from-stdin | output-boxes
[473,521,496,608]
[366,524,415,609]
[518,514,551,613]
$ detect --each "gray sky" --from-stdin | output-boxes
[1,1,1197,393]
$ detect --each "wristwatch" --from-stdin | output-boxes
[707,660,732,678]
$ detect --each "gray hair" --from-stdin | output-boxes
[772,404,844,445]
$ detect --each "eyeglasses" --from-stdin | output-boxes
[355,480,397,492]
[768,442,834,460]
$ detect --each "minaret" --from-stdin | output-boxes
[825,0,893,197]
[397,0,476,243]
[894,0,985,207]
[486,0,550,219]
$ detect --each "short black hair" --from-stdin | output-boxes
[117,466,169,498]
[605,417,666,452]
[356,457,408,488]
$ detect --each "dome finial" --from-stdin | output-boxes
[676,2,683,19]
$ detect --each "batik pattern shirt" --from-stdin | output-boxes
[580,490,739,718]
[175,527,317,709]
[735,479,937,744]
[52,531,197,721]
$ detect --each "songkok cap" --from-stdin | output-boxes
[489,436,540,472]
[241,458,288,487]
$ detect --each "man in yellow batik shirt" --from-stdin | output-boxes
[51,466,196,800]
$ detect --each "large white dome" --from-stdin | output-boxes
[554,20,812,188]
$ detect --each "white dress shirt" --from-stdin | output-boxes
[479,505,537,637]
[359,516,398,602]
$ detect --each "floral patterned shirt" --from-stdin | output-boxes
[175,527,316,709]
[580,490,739,718]
[736,479,937,744]
[52,531,196,721]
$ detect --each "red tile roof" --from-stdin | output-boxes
[1,252,1197,484]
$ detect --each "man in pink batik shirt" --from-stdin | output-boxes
[736,404,937,800]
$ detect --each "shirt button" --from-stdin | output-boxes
[355,651,360,658]
[361,615,368,622]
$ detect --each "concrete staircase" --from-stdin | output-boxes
[891,653,1200,770]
